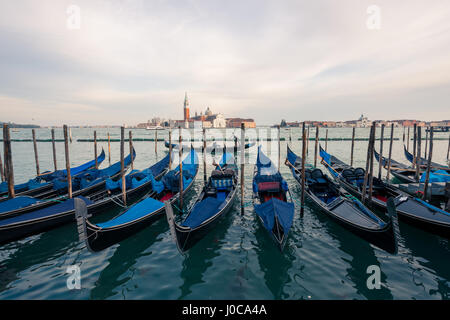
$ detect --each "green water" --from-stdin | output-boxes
[0,127,449,300]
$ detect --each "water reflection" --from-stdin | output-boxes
[400,223,450,299]
[177,207,234,299]
[311,206,394,299]
[0,224,78,293]
[89,218,167,299]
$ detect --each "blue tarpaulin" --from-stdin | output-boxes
[0,196,93,226]
[254,198,294,234]
[419,170,450,183]
[0,196,41,214]
[96,197,164,228]
[181,197,222,228]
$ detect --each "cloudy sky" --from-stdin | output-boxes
[1,0,449,126]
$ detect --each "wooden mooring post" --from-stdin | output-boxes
[129,131,134,170]
[107,132,111,166]
[378,124,385,180]
[415,126,422,181]
[0,148,4,182]
[51,129,57,171]
[368,122,376,203]
[94,131,98,169]
[361,123,375,204]
[169,129,172,170]
[314,126,319,168]
[240,123,245,215]
[407,126,410,152]
[120,127,127,206]
[300,122,306,217]
[63,125,72,199]
[32,129,40,176]
[423,127,433,201]
[386,124,394,181]
[412,124,417,169]
[178,127,184,212]
[3,124,15,198]
[203,128,207,184]
[350,127,355,167]
[155,130,158,155]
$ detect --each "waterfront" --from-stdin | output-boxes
[0,127,449,300]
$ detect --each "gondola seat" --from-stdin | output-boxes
[258,182,281,192]
[211,177,233,191]
[311,169,328,185]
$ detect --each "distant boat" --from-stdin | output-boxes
[146,125,164,130]
[11,128,20,132]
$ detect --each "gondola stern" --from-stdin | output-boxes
[385,197,400,254]
[164,200,188,254]
[74,197,97,253]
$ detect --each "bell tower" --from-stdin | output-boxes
[183,92,190,122]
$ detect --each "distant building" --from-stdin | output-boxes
[226,118,256,128]
[183,92,190,123]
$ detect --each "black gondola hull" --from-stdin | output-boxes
[175,189,237,252]
[85,175,197,252]
[0,175,156,245]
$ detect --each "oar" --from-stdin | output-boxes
[320,158,344,179]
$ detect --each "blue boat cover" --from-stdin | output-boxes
[287,147,298,167]
[0,196,41,214]
[254,198,294,234]
[0,196,94,227]
[39,149,106,182]
[52,149,136,191]
[150,153,171,177]
[96,149,198,229]
[181,197,222,228]
[96,197,165,228]
[319,147,331,167]
[0,179,49,194]
[419,170,450,183]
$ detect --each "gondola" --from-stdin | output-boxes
[0,149,106,199]
[166,152,238,252]
[0,152,170,245]
[286,146,397,253]
[320,146,450,239]
[164,140,256,153]
[0,149,135,219]
[404,145,449,169]
[252,146,294,251]
[373,149,417,183]
[77,148,199,252]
